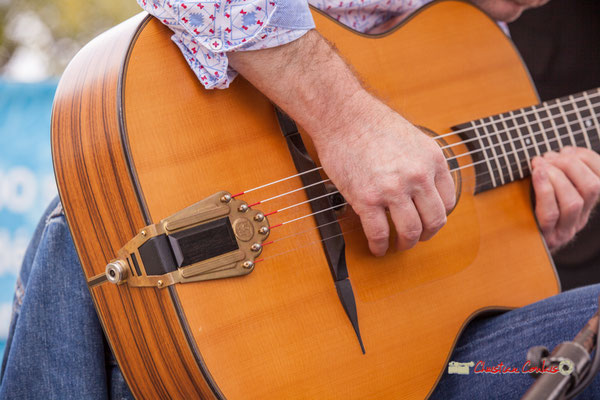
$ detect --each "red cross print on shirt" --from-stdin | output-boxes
[197,3,204,8]
[209,14,215,20]
[182,17,188,23]
[211,40,220,48]
[240,9,247,14]
[181,3,187,8]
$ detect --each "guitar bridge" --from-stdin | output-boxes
[105,191,269,288]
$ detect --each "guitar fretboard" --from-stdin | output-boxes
[454,88,600,194]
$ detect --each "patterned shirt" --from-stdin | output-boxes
[136,0,433,89]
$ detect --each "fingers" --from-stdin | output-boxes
[541,154,584,248]
[545,148,600,229]
[411,183,447,242]
[435,168,457,214]
[389,200,422,251]
[574,146,600,176]
[356,173,450,255]
[532,158,559,242]
[356,205,390,257]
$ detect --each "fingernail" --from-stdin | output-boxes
[544,151,558,159]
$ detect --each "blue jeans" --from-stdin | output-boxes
[0,198,132,400]
[1,197,599,399]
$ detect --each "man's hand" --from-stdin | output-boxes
[532,147,600,252]
[229,31,455,256]
[312,93,455,256]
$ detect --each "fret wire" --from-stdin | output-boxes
[481,116,506,185]
[452,111,599,169]
[583,90,600,144]
[470,120,497,188]
[462,112,591,187]
[532,105,552,153]
[509,110,532,172]
[475,134,589,190]
[458,90,600,139]
[565,96,588,150]
[557,100,578,146]
[493,115,516,182]
[468,126,593,189]
[519,107,542,157]
[544,98,565,151]
[448,97,595,153]
[497,112,524,179]
[535,107,556,153]
[570,95,592,150]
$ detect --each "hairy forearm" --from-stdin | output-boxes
[228,30,379,143]
[229,29,455,256]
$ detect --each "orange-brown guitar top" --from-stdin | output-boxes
[51,1,560,399]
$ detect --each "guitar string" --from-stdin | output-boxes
[255,132,587,262]
[249,121,596,215]
[259,126,591,236]
[443,113,591,163]
[280,89,600,148]
[439,101,598,153]
[253,122,598,265]
[470,133,589,190]
[253,134,591,263]
[255,138,593,266]
[262,216,352,246]
[234,90,599,199]
[280,95,598,156]
[247,117,594,262]
[255,227,363,265]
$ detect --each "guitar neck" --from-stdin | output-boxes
[455,88,600,194]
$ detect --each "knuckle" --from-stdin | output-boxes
[361,191,382,208]
[444,193,456,210]
[564,198,584,216]
[368,228,389,243]
[399,226,422,243]
[379,179,400,196]
[426,215,447,232]
[587,181,600,199]
[406,168,430,186]
[539,211,559,228]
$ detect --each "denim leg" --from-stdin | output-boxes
[431,283,600,399]
[0,198,132,400]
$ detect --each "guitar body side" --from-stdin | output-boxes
[52,1,560,399]
[51,13,219,400]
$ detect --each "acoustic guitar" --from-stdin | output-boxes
[51,1,600,398]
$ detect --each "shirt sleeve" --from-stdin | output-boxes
[137,0,315,89]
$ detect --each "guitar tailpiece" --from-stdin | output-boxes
[104,191,269,288]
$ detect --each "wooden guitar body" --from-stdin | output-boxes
[51,1,560,398]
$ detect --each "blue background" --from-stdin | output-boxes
[0,79,58,358]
